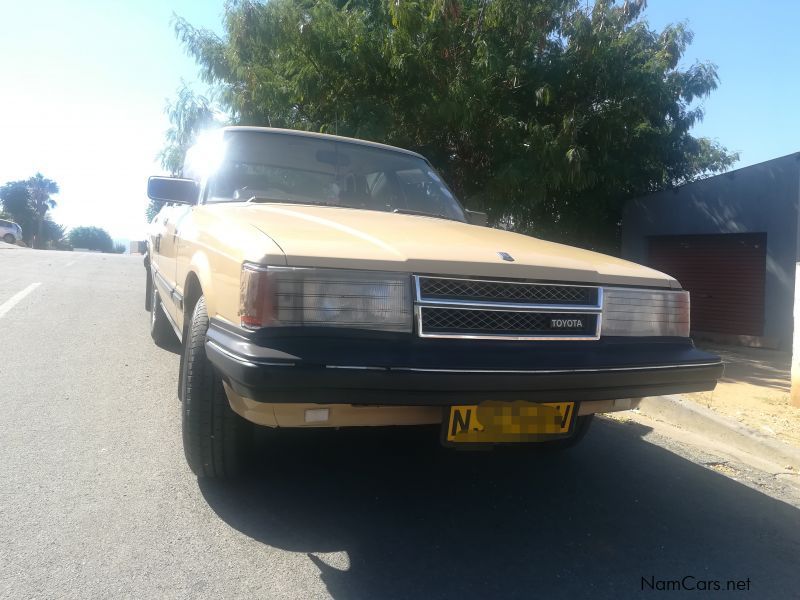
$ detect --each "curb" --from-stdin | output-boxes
[0,241,26,250]
[637,395,800,470]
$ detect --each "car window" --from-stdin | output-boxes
[394,168,465,221]
[210,161,335,205]
[200,131,466,222]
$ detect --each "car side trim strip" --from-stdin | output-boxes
[159,297,182,341]
[151,268,183,341]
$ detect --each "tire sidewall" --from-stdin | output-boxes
[181,296,251,478]
[145,269,153,312]
[150,281,158,330]
[181,299,207,475]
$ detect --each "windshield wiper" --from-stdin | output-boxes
[246,198,451,216]
[392,208,449,220]
[245,196,284,203]
[247,196,341,208]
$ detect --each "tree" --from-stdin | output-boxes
[41,217,68,248]
[172,0,736,251]
[68,226,114,253]
[26,173,59,249]
[0,181,36,243]
[1,176,66,248]
[147,82,221,222]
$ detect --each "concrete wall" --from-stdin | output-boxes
[622,153,800,350]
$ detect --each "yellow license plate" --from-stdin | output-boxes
[445,401,576,444]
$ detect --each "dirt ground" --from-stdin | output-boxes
[686,343,800,448]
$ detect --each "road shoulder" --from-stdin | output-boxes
[605,403,800,505]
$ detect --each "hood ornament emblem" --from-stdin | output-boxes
[498,251,515,262]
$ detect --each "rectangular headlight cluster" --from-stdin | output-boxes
[602,288,690,337]
[240,265,412,332]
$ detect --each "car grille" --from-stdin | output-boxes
[419,307,598,338]
[417,276,598,306]
[414,276,602,340]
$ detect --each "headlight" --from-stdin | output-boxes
[240,264,412,332]
[602,288,690,337]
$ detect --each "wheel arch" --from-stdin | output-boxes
[182,249,217,330]
[183,271,204,337]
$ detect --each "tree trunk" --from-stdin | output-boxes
[34,215,43,249]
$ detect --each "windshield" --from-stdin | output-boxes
[197,131,466,222]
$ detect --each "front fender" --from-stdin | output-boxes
[179,204,287,326]
[187,249,216,316]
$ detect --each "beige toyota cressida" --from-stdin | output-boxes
[145,126,722,479]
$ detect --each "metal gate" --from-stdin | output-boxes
[647,233,766,336]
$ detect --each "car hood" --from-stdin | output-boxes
[226,203,679,289]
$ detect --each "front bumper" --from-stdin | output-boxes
[205,319,723,406]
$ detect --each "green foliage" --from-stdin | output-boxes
[173,0,736,251]
[0,181,35,242]
[68,226,114,253]
[113,242,127,254]
[41,217,68,248]
[26,173,59,248]
[0,175,62,247]
[145,200,164,225]
[159,82,219,176]
[148,82,223,222]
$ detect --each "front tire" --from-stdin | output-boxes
[182,296,253,479]
[3,234,15,244]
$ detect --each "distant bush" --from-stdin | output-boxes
[42,218,68,249]
[113,243,126,254]
[68,226,114,253]
[49,238,73,251]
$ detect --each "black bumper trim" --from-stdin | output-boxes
[205,321,723,406]
[367,362,722,374]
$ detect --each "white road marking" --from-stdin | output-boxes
[0,283,42,319]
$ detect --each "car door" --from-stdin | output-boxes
[155,204,193,324]
[163,204,194,324]
[149,205,179,320]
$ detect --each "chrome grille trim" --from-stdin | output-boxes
[413,275,604,340]
[416,305,602,341]
[415,275,602,310]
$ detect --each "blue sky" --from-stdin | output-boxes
[0,0,798,240]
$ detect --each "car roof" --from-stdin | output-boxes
[221,126,426,161]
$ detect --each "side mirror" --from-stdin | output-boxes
[465,210,489,227]
[147,177,199,205]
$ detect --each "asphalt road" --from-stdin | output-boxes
[1,248,800,599]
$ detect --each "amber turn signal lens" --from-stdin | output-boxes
[240,264,276,328]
